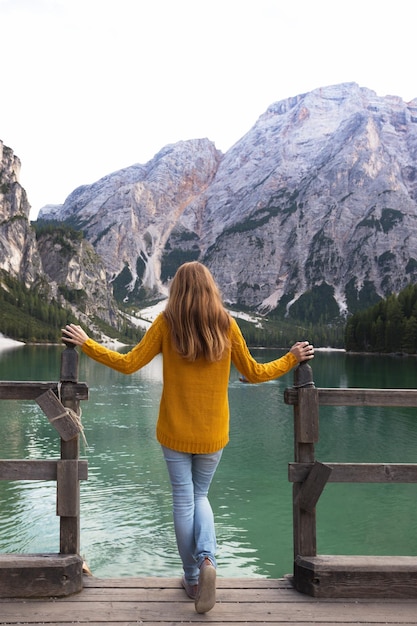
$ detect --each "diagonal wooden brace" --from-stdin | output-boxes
[294,461,332,513]
[36,389,81,441]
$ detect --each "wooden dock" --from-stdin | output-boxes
[2,575,417,625]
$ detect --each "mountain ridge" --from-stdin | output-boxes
[2,82,417,334]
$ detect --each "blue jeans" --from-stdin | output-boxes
[161,445,223,584]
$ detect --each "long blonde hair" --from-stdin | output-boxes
[164,262,231,362]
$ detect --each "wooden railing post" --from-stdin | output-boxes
[284,379,417,597]
[292,361,319,560]
[59,345,80,555]
[0,349,89,597]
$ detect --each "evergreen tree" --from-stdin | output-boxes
[345,284,417,353]
[402,316,417,354]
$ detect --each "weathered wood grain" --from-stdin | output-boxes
[289,462,417,483]
[59,347,81,555]
[285,387,417,407]
[0,381,88,401]
[57,460,80,517]
[0,459,88,480]
[294,461,332,512]
[0,554,83,598]
[1,577,417,624]
[294,387,319,443]
[294,555,417,598]
[36,389,81,440]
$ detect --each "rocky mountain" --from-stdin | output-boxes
[38,83,417,322]
[40,140,222,303]
[35,226,119,325]
[0,141,42,284]
[188,82,417,318]
[3,82,417,330]
[0,140,119,330]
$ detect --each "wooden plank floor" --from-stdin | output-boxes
[2,576,417,625]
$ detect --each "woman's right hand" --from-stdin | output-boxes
[290,341,314,362]
[62,324,90,346]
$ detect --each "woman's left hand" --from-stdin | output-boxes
[62,324,90,346]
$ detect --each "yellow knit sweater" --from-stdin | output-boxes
[82,313,298,453]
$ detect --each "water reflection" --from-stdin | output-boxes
[0,480,59,553]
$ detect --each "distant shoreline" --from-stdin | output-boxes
[0,335,25,350]
[1,336,416,357]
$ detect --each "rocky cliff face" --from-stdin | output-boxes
[12,82,417,323]
[173,83,417,317]
[0,141,42,284]
[36,228,119,325]
[38,83,417,320]
[41,139,222,301]
[0,141,118,327]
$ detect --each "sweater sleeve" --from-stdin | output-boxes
[81,314,164,374]
[230,318,298,383]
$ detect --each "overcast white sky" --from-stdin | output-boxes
[0,0,415,219]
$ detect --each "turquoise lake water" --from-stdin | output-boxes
[1,344,416,578]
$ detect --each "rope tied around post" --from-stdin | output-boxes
[57,382,88,450]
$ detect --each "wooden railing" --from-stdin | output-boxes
[285,361,417,599]
[2,352,417,599]
[0,345,89,598]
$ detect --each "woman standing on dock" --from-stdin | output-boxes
[62,261,314,613]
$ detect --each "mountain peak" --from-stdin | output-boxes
[5,83,417,325]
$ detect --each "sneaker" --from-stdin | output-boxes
[181,574,198,600]
[195,558,216,613]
